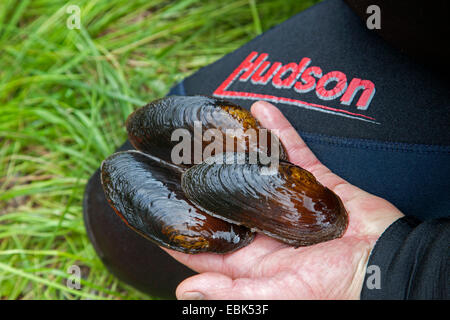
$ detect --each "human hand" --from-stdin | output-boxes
[163,101,404,300]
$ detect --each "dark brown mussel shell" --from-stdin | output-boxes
[181,153,348,247]
[125,95,287,166]
[100,151,254,254]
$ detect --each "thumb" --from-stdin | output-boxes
[176,272,288,300]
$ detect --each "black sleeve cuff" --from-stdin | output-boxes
[360,216,450,299]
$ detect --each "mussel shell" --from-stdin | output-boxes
[181,153,348,247]
[125,95,287,166]
[100,151,254,254]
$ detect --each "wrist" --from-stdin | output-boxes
[348,211,403,299]
[347,237,378,299]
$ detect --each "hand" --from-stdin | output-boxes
[163,101,404,300]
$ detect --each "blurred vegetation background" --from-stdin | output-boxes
[0,0,319,299]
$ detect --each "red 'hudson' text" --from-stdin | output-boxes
[213,51,378,124]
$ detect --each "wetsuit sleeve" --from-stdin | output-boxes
[360,216,450,299]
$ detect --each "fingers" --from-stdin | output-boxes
[176,272,291,300]
[251,101,323,173]
[176,272,236,300]
[161,247,226,274]
[161,234,288,276]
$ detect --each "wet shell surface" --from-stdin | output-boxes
[125,95,286,166]
[181,153,348,247]
[100,95,348,254]
[101,151,254,253]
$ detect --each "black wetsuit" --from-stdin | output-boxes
[83,0,450,299]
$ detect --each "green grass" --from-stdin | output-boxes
[0,0,320,299]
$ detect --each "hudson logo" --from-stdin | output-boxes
[213,51,378,124]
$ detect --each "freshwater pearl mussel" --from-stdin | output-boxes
[101,96,348,254]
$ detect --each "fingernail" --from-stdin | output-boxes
[179,291,205,300]
[253,100,271,110]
